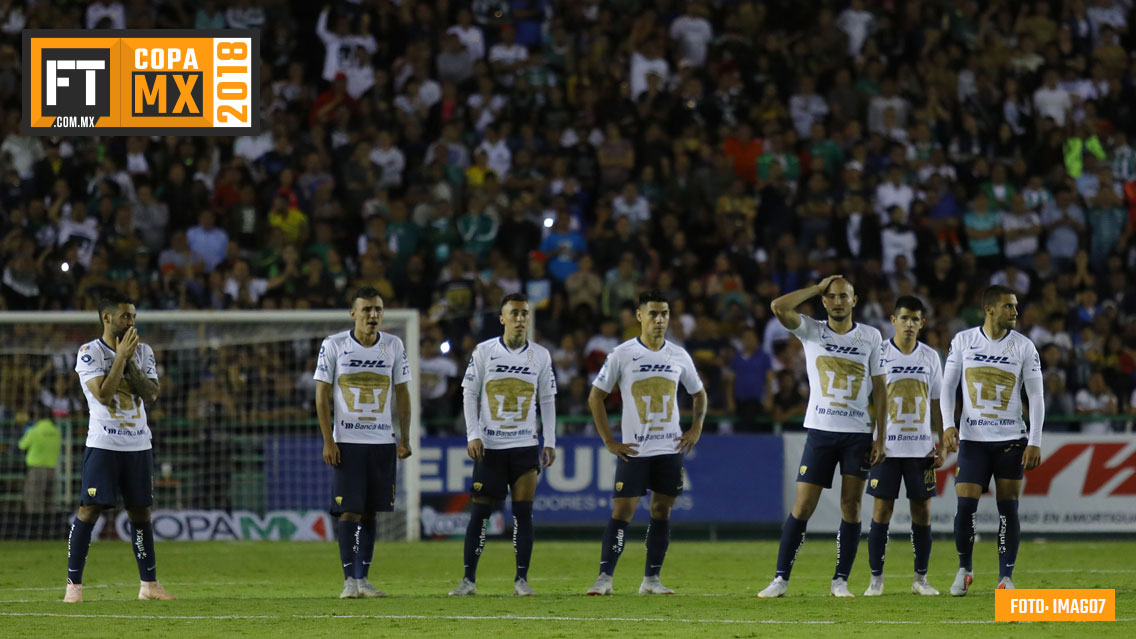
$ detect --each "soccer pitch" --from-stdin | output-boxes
[1,538,1132,637]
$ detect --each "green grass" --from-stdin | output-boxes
[1,537,1132,637]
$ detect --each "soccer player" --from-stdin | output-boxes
[585,290,707,596]
[315,287,413,599]
[863,296,944,596]
[941,284,1044,595]
[758,275,887,598]
[449,293,557,597]
[66,294,175,603]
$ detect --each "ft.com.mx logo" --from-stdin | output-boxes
[41,48,111,127]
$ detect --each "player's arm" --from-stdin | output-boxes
[930,398,945,469]
[870,373,887,465]
[676,388,707,454]
[85,329,137,407]
[123,361,159,405]
[769,274,844,330]
[394,381,412,459]
[589,386,637,461]
[462,348,485,462]
[939,340,962,452]
[315,381,339,466]
[538,355,558,467]
[1023,345,1045,471]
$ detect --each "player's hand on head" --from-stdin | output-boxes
[541,446,556,468]
[1022,445,1041,471]
[817,274,844,291]
[467,439,485,461]
[322,441,340,467]
[675,428,701,454]
[943,427,959,452]
[604,439,638,461]
[397,442,412,459]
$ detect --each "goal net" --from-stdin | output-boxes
[0,310,421,542]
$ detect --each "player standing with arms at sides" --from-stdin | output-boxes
[314,287,413,599]
[585,290,707,596]
[449,293,558,596]
[941,285,1044,595]
[863,296,944,596]
[66,294,175,603]
[758,276,887,598]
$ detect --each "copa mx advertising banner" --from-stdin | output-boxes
[22,30,259,135]
[782,433,1136,533]
[105,510,335,542]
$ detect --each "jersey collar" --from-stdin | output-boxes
[98,338,114,352]
[498,337,528,354]
[979,326,1010,343]
[350,330,381,348]
[636,337,666,352]
[824,319,858,335]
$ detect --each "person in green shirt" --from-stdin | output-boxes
[756,131,800,183]
[18,415,61,514]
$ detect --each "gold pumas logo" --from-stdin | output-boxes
[615,482,624,492]
[473,482,483,491]
[87,488,97,497]
[799,465,807,476]
[335,496,343,505]
[870,479,879,489]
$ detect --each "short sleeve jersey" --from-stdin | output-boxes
[789,316,884,434]
[943,327,1042,442]
[592,338,703,458]
[74,338,157,452]
[879,339,943,457]
[314,330,412,444]
[462,338,557,450]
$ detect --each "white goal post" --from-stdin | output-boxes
[0,309,421,542]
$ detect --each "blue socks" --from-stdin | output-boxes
[955,497,979,571]
[911,523,932,576]
[463,502,493,582]
[355,519,376,580]
[599,518,629,577]
[512,501,533,582]
[833,519,862,580]
[775,514,808,580]
[997,500,1020,580]
[867,520,888,576]
[130,520,157,582]
[644,518,670,578]
[67,518,95,585]
[337,519,360,580]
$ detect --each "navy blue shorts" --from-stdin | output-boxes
[797,429,874,488]
[80,447,154,508]
[471,445,540,500]
[332,443,397,515]
[955,438,1026,488]
[614,453,684,498]
[867,456,937,500]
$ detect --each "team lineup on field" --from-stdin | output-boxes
[61,276,1048,602]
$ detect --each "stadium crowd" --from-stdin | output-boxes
[1,0,1136,434]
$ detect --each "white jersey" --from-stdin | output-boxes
[879,339,943,457]
[74,338,157,452]
[790,316,884,434]
[943,327,1042,442]
[314,330,411,445]
[593,338,703,458]
[462,338,557,450]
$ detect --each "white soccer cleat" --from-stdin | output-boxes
[448,577,477,596]
[63,583,83,603]
[638,576,675,595]
[513,578,535,596]
[586,573,613,596]
[757,576,788,598]
[996,577,1015,590]
[912,575,940,596]
[830,577,854,598]
[356,578,386,598]
[863,575,884,596]
[339,577,359,599]
[138,581,177,601]
[950,569,974,597]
